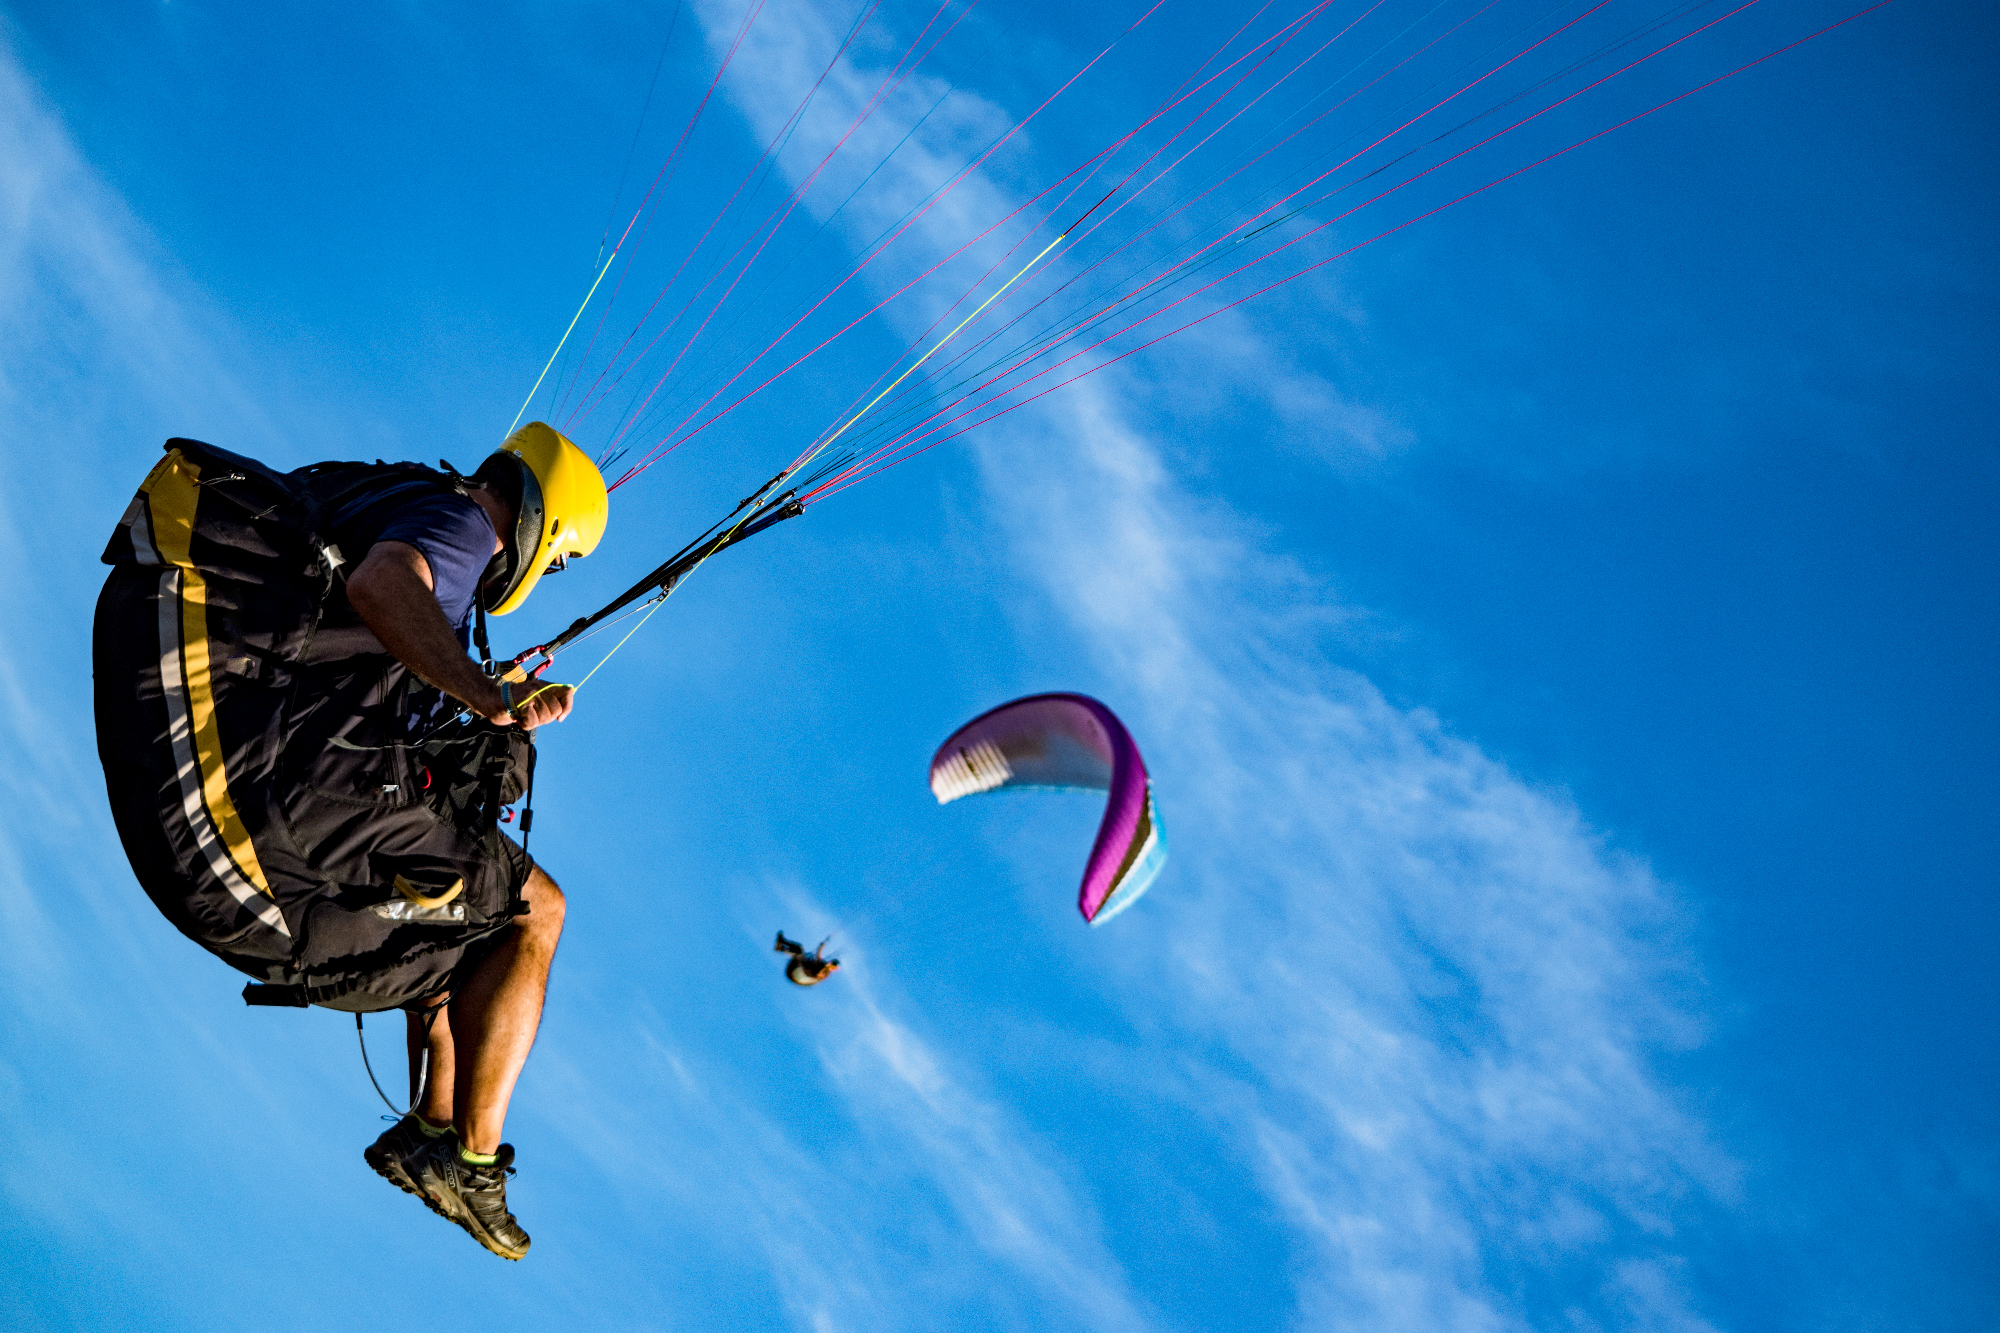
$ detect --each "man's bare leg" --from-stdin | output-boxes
[405,997,455,1125]
[367,995,457,1196]
[445,862,566,1155]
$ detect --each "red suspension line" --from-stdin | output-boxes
[568,0,906,438]
[769,4,1324,473]
[853,0,1453,420]
[605,0,1175,489]
[613,0,1394,486]
[546,0,775,426]
[583,2,981,456]
[596,0,963,459]
[804,0,1615,474]
[804,0,1600,466]
[810,0,1893,500]
[834,0,1637,457]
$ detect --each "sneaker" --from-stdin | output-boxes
[414,1137,532,1261]
[364,1115,441,1205]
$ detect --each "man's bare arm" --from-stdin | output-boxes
[345,541,572,728]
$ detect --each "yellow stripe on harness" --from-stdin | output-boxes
[143,450,276,902]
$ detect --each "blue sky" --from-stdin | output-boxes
[0,1,1993,1330]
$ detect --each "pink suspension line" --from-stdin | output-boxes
[581,2,979,457]
[594,0,964,466]
[824,0,1637,484]
[807,0,1866,500]
[631,0,1559,485]
[545,0,776,426]
[768,2,1330,474]
[565,0,910,441]
[815,0,1422,443]
[613,0,1453,489]
[605,0,1175,489]
[800,0,1603,488]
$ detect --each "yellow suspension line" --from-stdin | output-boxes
[522,226,1079,693]
[791,226,1075,476]
[507,244,629,436]
[512,524,737,703]
[570,594,672,691]
[505,593,671,714]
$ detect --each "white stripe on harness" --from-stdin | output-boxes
[154,567,291,938]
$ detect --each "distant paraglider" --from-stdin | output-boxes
[930,694,1166,926]
[774,931,840,986]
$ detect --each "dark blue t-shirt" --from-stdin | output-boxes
[326,472,498,644]
[375,494,496,636]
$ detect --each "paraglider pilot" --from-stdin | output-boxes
[93,423,607,1261]
[775,931,840,986]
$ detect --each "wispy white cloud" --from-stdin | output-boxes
[0,40,211,996]
[0,35,360,1275]
[531,945,1155,1331]
[0,32,1141,1330]
[0,8,1729,1327]
[0,48,268,449]
[703,2,1728,1328]
[817,994,1151,1330]
[975,396,1727,1331]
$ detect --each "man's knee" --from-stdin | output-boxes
[521,863,565,937]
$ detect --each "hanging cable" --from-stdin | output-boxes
[357,1013,414,1118]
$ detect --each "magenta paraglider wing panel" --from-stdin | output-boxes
[929,693,1166,925]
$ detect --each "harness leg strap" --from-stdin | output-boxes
[242,983,309,1007]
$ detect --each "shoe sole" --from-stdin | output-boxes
[364,1147,418,1194]
[418,1171,530,1261]
[366,1146,450,1219]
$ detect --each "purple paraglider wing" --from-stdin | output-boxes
[929,693,1167,925]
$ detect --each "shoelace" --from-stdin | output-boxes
[459,1162,518,1217]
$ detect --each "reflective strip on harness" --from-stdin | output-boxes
[137,451,289,937]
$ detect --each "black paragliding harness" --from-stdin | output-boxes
[346,469,812,1114]
[94,436,820,1116]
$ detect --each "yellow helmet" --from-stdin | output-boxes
[478,422,609,616]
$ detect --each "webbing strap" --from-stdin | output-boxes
[473,601,493,673]
[242,983,309,1007]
